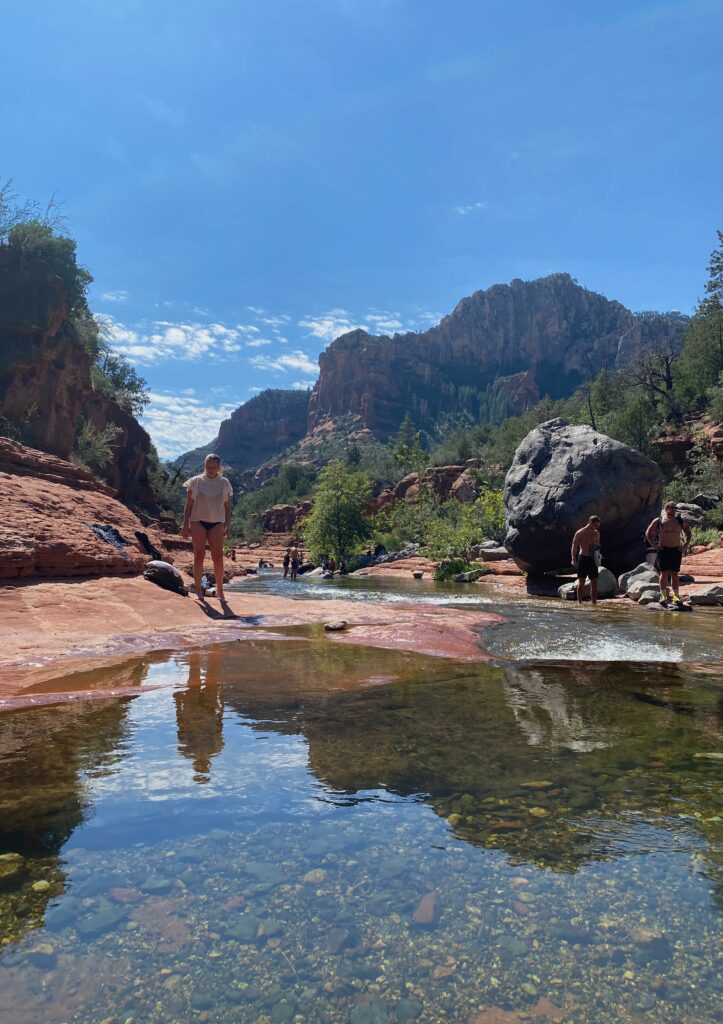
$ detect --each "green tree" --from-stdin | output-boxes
[91,340,150,414]
[301,461,372,561]
[8,220,92,315]
[680,230,723,402]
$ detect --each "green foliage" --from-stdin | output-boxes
[424,491,505,561]
[371,486,440,551]
[72,419,122,475]
[8,220,92,316]
[91,339,149,414]
[665,430,723,504]
[301,461,372,560]
[0,404,39,446]
[433,559,479,582]
[230,462,317,542]
[690,526,722,546]
[679,230,723,403]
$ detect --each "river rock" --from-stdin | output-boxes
[637,586,663,604]
[412,570,424,579]
[674,502,706,525]
[0,853,26,892]
[688,584,723,606]
[504,419,662,575]
[411,891,441,927]
[349,1000,389,1024]
[692,492,719,510]
[143,560,187,596]
[76,904,128,939]
[396,999,422,1022]
[324,620,348,631]
[558,566,617,600]
[627,578,660,600]
[619,563,658,592]
[478,546,510,561]
[455,568,485,583]
[226,914,261,943]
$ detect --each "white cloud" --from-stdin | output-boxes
[141,391,243,458]
[365,313,403,333]
[292,380,316,390]
[101,289,128,303]
[298,309,365,341]
[454,200,492,216]
[106,317,245,364]
[246,338,273,348]
[249,350,318,375]
[260,315,291,327]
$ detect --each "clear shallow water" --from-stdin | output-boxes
[236,569,723,663]
[0,636,722,1024]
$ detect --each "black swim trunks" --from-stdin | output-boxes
[576,554,599,580]
[657,547,682,572]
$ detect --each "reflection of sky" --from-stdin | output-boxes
[85,685,311,809]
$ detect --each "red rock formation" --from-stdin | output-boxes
[0,247,158,510]
[215,389,309,471]
[308,274,687,440]
[0,438,167,579]
[262,500,314,533]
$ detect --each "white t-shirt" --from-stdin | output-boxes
[184,474,233,523]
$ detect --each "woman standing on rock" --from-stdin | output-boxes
[182,454,233,604]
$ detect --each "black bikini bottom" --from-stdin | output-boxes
[196,521,223,531]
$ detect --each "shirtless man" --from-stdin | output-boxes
[571,515,602,605]
[645,501,691,607]
[289,544,301,581]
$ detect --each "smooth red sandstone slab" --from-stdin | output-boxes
[0,576,501,705]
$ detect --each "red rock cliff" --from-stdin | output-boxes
[0,246,157,509]
[308,274,687,440]
[214,388,310,471]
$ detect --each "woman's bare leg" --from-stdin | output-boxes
[190,523,209,601]
[207,525,226,600]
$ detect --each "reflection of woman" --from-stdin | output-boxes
[181,454,233,603]
[174,648,224,782]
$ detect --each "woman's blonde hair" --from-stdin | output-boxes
[204,453,221,466]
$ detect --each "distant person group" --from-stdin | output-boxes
[571,502,691,607]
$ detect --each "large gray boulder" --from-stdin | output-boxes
[504,419,663,576]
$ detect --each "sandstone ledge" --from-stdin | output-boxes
[0,576,503,708]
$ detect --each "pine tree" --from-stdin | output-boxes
[680,230,723,401]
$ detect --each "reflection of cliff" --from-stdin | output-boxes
[0,672,140,944]
[222,649,721,875]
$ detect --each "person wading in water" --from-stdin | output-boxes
[645,501,691,607]
[571,515,602,605]
[182,454,233,605]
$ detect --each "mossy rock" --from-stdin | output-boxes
[0,853,26,892]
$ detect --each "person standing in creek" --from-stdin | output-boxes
[645,501,692,607]
[571,515,602,605]
[182,454,233,604]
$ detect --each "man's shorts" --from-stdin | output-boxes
[658,547,682,573]
[576,555,599,580]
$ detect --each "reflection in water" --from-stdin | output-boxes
[0,639,721,1024]
[174,648,224,781]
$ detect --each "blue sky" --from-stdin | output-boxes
[3,0,722,456]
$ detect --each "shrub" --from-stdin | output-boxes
[433,559,490,582]
[72,419,121,475]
